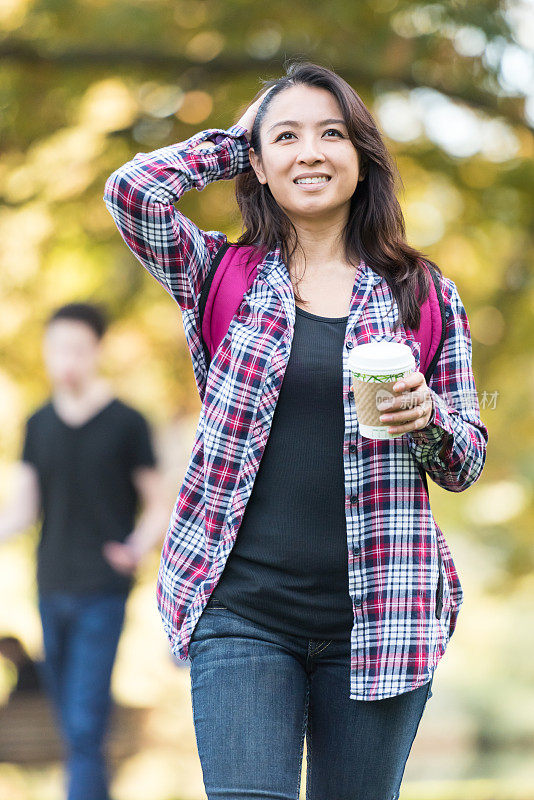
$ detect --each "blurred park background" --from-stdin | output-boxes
[1,0,533,798]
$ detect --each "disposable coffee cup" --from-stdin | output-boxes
[347,341,416,440]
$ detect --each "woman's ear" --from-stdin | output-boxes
[248,148,268,185]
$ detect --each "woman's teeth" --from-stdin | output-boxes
[294,177,330,184]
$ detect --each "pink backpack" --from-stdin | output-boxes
[199,242,446,383]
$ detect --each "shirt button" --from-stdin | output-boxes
[350,494,357,504]
[348,390,354,400]
[349,443,357,453]
[352,544,361,555]
[346,341,354,349]
[353,595,364,606]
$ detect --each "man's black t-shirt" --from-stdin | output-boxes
[21,397,157,595]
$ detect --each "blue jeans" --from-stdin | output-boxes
[38,590,128,800]
[188,598,434,800]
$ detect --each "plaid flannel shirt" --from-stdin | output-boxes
[103,122,489,701]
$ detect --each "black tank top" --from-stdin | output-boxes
[209,304,355,639]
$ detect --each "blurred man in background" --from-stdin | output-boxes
[0,302,170,800]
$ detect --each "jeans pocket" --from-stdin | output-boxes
[189,599,228,652]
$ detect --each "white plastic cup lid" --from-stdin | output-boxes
[348,341,415,376]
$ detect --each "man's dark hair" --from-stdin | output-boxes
[46,302,108,340]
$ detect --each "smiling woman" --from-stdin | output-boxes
[103,58,488,800]
[234,64,437,328]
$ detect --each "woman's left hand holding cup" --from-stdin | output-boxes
[378,371,434,434]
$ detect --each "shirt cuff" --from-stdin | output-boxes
[211,124,250,145]
[183,124,251,166]
[408,389,454,446]
[223,123,249,140]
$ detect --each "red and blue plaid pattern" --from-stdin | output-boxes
[103,123,489,701]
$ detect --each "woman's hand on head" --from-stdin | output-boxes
[236,85,277,144]
[189,86,276,151]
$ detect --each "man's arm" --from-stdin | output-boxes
[0,462,41,543]
[101,465,171,575]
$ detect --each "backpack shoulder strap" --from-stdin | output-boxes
[413,260,447,384]
[199,241,265,368]
[199,240,231,367]
[410,259,448,504]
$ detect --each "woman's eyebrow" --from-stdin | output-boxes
[267,118,347,133]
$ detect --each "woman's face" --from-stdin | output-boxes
[248,84,364,227]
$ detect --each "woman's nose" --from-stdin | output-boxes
[296,140,326,162]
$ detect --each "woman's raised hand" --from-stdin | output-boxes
[190,85,276,151]
[235,85,277,143]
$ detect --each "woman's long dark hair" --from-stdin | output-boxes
[233,60,442,331]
